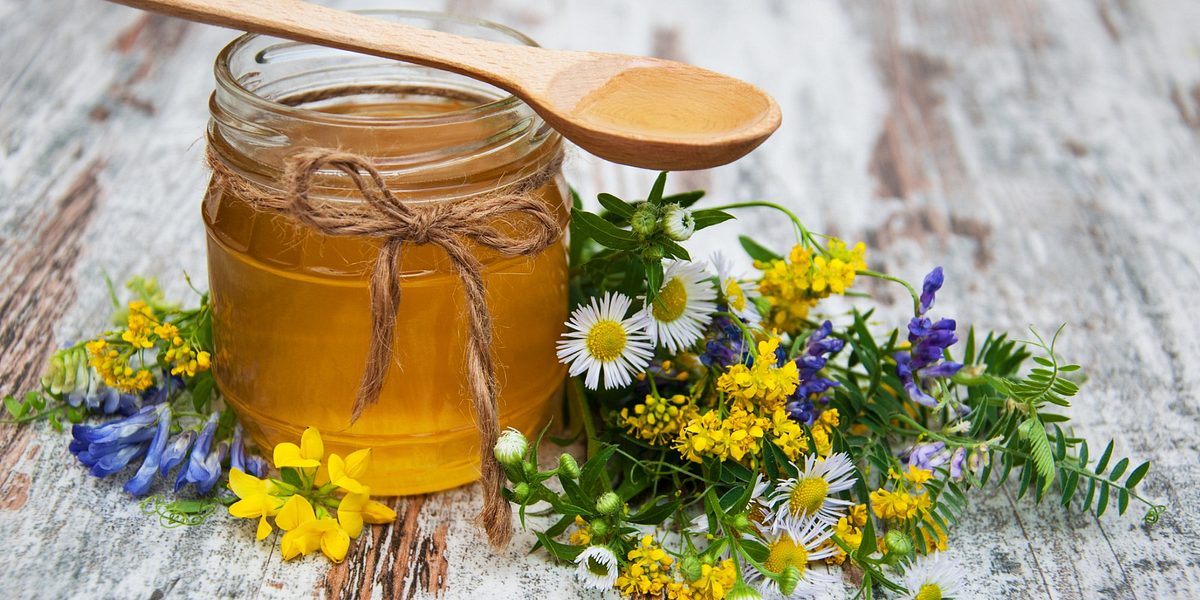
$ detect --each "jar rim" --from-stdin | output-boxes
[213,9,539,128]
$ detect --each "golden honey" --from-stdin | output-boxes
[203,13,567,495]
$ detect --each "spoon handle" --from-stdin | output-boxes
[108,0,521,84]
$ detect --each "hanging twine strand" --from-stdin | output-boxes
[206,147,564,548]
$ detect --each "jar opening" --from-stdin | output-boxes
[207,10,561,198]
[213,10,537,127]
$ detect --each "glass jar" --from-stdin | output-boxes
[203,11,568,495]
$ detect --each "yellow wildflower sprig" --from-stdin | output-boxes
[227,426,397,563]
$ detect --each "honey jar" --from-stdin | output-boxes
[202,11,568,495]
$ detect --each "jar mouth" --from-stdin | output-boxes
[213,9,539,128]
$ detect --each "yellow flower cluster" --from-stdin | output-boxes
[621,394,700,446]
[809,408,840,457]
[665,558,738,600]
[227,427,397,563]
[616,535,674,597]
[716,337,799,412]
[86,339,153,393]
[675,405,768,463]
[755,240,867,334]
[675,332,843,465]
[869,467,934,521]
[85,301,213,391]
[569,515,592,546]
[154,322,211,378]
[824,504,869,565]
[121,301,157,349]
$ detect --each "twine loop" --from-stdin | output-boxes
[207,147,564,548]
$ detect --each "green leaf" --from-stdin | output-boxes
[579,445,617,496]
[1020,417,1056,493]
[1118,489,1130,515]
[664,190,705,208]
[627,499,682,525]
[738,235,782,262]
[597,193,635,219]
[691,208,735,231]
[644,259,664,302]
[4,395,26,419]
[647,172,668,205]
[660,239,691,261]
[1096,482,1111,517]
[280,467,302,488]
[1125,461,1150,489]
[1095,441,1114,474]
[1109,458,1129,480]
[855,516,877,560]
[191,373,215,413]
[573,210,640,251]
[533,531,584,563]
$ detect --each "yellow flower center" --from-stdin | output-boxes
[916,583,942,600]
[725,279,747,312]
[789,476,829,516]
[764,535,808,575]
[586,320,628,361]
[651,277,688,322]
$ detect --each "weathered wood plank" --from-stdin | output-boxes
[1,0,1198,598]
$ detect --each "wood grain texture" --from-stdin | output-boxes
[1,0,1198,598]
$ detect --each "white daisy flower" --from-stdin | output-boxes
[900,552,964,600]
[711,251,760,323]
[765,452,858,528]
[638,260,718,353]
[746,517,840,598]
[573,545,619,590]
[557,292,654,390]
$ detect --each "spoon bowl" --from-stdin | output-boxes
[110,0,781,170]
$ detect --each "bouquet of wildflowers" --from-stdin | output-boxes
[492,174,1164,599]
[4,277,396,561]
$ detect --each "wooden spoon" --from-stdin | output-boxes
[108,0,781,170]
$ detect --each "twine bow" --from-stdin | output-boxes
[208,148,564,548]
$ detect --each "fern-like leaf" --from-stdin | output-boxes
[1019,417,1056,493]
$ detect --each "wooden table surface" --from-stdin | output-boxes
[2,1,1199,598]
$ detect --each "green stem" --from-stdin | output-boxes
[858,269,921,317]
[707,201,819,248]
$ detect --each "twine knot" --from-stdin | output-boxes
[207,147,564,549]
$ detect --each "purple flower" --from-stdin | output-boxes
[228,423,268,479]
[785,321,843,424]
[700,316,751,368]
[906,441,948,471]
[158,430,194,477]
[175,412,219,493]
[69,405,160,477]
[920,267,944,315]
[949,447,967,480]
[895,269,963,408]
[124,404,172,497]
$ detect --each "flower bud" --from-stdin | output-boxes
[884,530,913,558]
[493,428,528,468]
[522,461,539,481]
[558,453,580,479]
[662,204,695,241]
[679,554,702,582]
[513,482,533,504]
[777,565,803,596]
[631,204,660,237]
[725,581,763,600]
[589,519,610,538]
[729,513,751,532]
[596,491,622,516]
